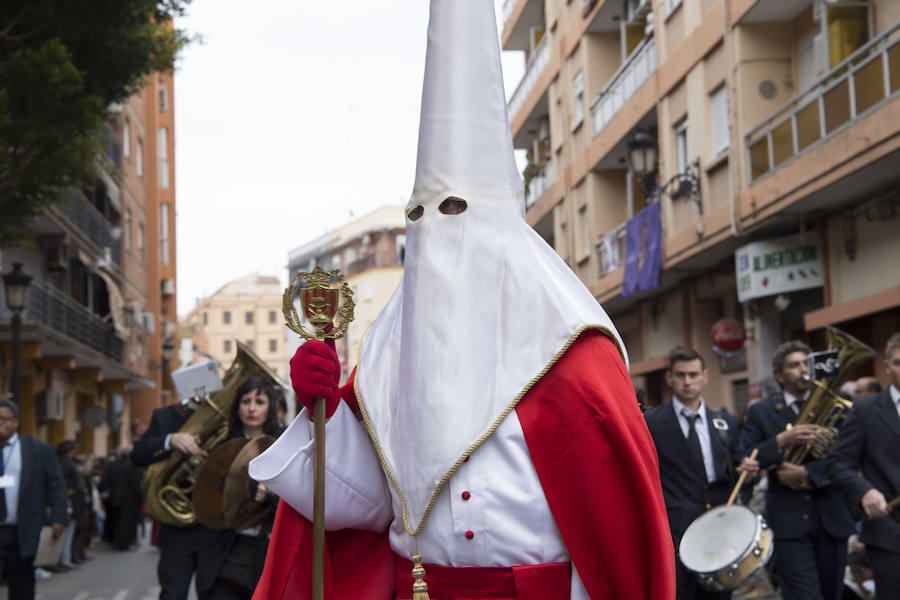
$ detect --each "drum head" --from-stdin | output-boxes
[679,505,758,573]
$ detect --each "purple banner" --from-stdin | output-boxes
[622,200,662,298]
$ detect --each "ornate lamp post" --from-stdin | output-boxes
[3,263,32,406]
[626,129,659,198]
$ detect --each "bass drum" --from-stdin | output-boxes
[679,504,774,591]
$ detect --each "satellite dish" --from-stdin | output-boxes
[82,405,108,428]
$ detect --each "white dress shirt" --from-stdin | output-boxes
[890,385,900,420]
[784,391,803,415]
[1,433,22,525]
[671,397,716,483]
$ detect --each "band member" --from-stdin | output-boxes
[248,2,675,598]
[741,341,854,600]
[131,394,217,600]
[645,347,759,600]
[827,332,900,598]
[198,378,283,599]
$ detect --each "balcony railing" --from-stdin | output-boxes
[25,279,123,362]
[508,34,550,119]
[525,161,554,209]
[591,35,656,137]
[346,254,376,277]
[53,191,122,266]
[596,222,627,277]
[502,0,517,27]
[746,21,900,182]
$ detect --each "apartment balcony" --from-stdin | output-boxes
[25,279,124,362]
[509,34,550,121]
[525,161,554,209]
[746,21,900,183]
[596,222,627,278]
[501,0,546,52]
[591,35,656,138]
[346,254,376,277]
[52,191,122,267]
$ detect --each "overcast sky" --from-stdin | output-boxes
[174,1,524,317]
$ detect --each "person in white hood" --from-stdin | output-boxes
[248,1,675,598]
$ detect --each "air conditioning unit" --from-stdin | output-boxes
[125,301,143,327]
[142,312,156,335]
[161,278,175,296]
[627,0,652,22]
[35,389,65,422]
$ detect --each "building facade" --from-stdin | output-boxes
[504,0,900,412]
[0,71,178,454]
[181,273,287,383]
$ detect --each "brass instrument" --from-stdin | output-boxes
[783,327,875,476]
[144,340,281,527]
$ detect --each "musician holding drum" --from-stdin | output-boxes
[827,332,900,599]
[741,340,855,600]
[645,347,760,600]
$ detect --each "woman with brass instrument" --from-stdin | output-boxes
[740,340,856,600]
[197,377,284,599]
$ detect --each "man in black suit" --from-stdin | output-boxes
[827,332,900,598]
[645,347,759,600]
[131,399,216,600]
[0,399,68,600]
[101,447,143,550]
[742,340,855,600]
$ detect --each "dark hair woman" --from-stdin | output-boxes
[198,376,284,599]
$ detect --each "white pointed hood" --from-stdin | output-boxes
[356,0,626,537]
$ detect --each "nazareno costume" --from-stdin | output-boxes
[248,1,676,598]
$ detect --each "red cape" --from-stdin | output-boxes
[253,330,675,599]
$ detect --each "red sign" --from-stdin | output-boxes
[711,318,745,353]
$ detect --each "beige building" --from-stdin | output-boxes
[181,274,286,382]
[505,0,900,412]
[287,205,406,384]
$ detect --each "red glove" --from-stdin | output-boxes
[290,340,341,419]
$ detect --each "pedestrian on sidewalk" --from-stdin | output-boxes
[54,440,82,569]
[0,399,68,600]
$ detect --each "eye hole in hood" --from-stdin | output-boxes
[407,205,424,221]
[438,197,467,215]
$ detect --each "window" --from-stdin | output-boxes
[269,339,277,353]
[224,340,232,354]
[124,209,132,250]
[123,118,131,158]
[710,86,729,155]
[362,278,373,301]
[137,224,145,264]
[159,83,169,112]
[572,71,584,130]
[246,340,254,351]
[159,203,170,264]
[666,0,682,13]
[268,310,276,324]
[203,312,208,325]
[675,120,689,174]
[331,255,341,270]
[345,247,357,266]
[579,206,591,258]
[223,311,231,325]
[136,139,144,177]
[158,127,169,189]
[245,311,254,325]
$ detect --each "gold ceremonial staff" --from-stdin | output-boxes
[283,267,355,600]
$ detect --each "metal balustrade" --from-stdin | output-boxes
[25,279,124,361]
[591,35,656,138]
[596,222,627,277]
[525,161,554,209]
[53,191,122,266]
[746,21,900,182]
[508,34,550,119]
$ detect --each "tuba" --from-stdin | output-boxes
[783,327,875,471]
[143,340,281,527]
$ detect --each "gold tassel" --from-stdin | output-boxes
[411,553,429,600]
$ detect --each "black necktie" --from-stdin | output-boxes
[0,444,8,522]
[682,410,706,477]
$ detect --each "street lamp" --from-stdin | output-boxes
[3,263,32,406]
[626,129,659,197]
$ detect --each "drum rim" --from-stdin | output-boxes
[678,504,763,573]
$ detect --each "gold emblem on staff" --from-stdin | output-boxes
[282,266,355,341]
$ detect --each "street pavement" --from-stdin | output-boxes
[29,533,197,600]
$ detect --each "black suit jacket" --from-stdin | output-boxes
[645,402,744,545]
[101,458,143,508]
[130,404,194,468]
[826,389,900,553]
[15,436,68,558]
[741,395,854,540]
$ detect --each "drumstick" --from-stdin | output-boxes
[726,448,759,510]
[887,495,900,511]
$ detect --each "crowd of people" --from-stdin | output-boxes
[644,333,900,600]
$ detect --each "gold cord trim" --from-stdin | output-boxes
[353,323,624,537]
